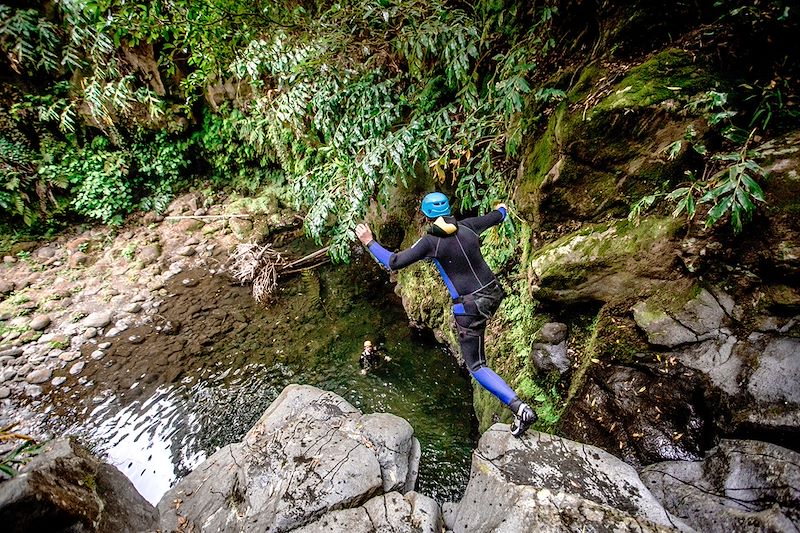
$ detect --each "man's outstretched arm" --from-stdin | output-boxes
[461,204,507,234]
[356,223,431,271]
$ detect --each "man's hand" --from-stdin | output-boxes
[355,223,374,245]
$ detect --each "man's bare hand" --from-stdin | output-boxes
[355,223,373,245]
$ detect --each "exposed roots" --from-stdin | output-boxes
[226,243,286,303]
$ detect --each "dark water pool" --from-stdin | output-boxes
[25,252,476,505]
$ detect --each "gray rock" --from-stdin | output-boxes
[0,437,158,533]
[138,244,161,266]
[1,368,16,383]
[0,386,9,398]
[157,385,420,533]
[295,491,441,533]
[90,350,105,360]
[29,315,51,331]
[641,440,800,532]
[51,376,66,387]
[540,322,568,343]
[671,335,742,396]
[0,280,14,297]
[68,251,88,268]
[360,413,419,492]
[175,245,196,257]
[124,303,142,314]
[230,218,254,241]
[531,341,570,374]
[82,327,97,339]
[35,246,57,259]
[83,311,113,328]
[747,337,800,403]
[0,347,23,358]
[2,255,16,264]
[59,351,81,362]
[69,361,85,375]
[633,302,698,348]
[25,368,52,384]
[634,288,729,348]
[446,426,689,532]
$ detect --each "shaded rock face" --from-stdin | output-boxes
[0,438,158,533]
[641,440,800,532]
[157,385,423,533]
[445,426,688,532]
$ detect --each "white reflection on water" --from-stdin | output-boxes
[77,385,206,505]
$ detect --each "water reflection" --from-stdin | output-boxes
[34,260,476,505]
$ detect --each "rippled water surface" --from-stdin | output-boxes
[24,253,476,505]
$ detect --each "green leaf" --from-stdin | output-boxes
[741,173,765,201]
[706,196,733,226]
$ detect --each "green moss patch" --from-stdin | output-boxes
[591,49,714,116]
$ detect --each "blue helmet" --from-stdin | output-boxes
[421,192,451,218]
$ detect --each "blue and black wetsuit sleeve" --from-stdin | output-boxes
[460,207,507,235]
[366,236,433,271]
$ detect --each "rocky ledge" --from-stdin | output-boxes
[2,384,799,532]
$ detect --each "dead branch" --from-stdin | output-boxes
[226,244,330,303]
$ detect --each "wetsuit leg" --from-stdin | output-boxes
[455,314,517,406]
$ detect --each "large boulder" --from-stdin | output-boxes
[294,491,441,532]
[528,218,682,304]
[0,438,158,533]
[444,426,689,532]
[641,440,800,531]
[157,384,421,532]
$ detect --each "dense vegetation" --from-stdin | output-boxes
[2,0,796,259]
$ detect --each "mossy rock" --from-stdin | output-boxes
[590,49,716,117]
[528,217,683,304]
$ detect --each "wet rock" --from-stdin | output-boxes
[446,427,688,532]
[0,386,9,398]
[26,368,52,384]
[641,440,800,532]
[0,437,159,533]
[157,385,420,533]
[83,311,113,329]
[69,361,85,375]
[295,492,441,533]
[531,341,570,374]
[68,251,88,268]
[29,315,51,331]
[671,335,742,395]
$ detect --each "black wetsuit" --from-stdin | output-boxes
[365,208,518,406]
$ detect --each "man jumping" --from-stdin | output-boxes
[355,192,538,437]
